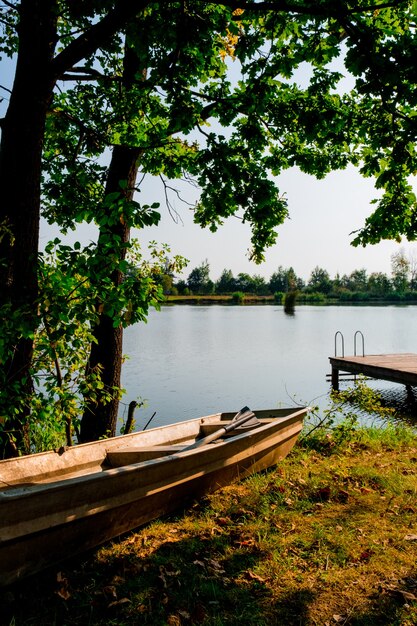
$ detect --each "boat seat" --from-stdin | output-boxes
[198,419,266,437]
[106,445,184,468]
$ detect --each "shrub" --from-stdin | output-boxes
[232,291,245,303]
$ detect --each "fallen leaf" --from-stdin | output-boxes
[282,523,296,536]
[55,571,71,600]
[191,603,207,623]
[111,575,125,585]
[56,587,71,601]
[206,558,225,575]
[234,538,255,547]
[336,489,349,503]
[382,584,417,602]
[359,549,374,562]
[404,534,417,541]
[246,571,266,583]
[102,585,117,599]
[399,590,417,601]
[108,598,131,608]
[316,486,331,501]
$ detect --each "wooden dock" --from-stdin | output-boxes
[329,353,417,390]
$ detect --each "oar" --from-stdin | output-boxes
[183,407,259,451]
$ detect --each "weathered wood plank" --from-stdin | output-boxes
[329,353,417,388]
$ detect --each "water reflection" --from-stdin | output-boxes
[366,383,417,426]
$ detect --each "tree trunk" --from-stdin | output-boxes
[79,144,141,442]
[0,0,57,457]
[79,39,146,442]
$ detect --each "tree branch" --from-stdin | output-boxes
[50,0,150,80]
[0,1,18,9]
[60,73,119,82]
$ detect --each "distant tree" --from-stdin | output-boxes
[269,266,288,293]
[332,273,343,293]
[174,279,188,295]
[269,266,303,294]
[187,260,213,295]
[268,266,288,292]
[234,272,267,294]
[345,269,368,292]
[391,250,410,293]
[216,269,238,294]
[307,267,333,294]
[235,273,254,294]
[159,274,174,295]
[294,275,306,292]
[368,272,392,296]
[339,274,351,291]
[251,274,269,295]
[155,257,181,295]
[408,253,417,290]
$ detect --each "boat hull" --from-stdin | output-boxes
[0,407,307,586]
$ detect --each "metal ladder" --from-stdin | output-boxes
[331,330,365,383]
[334,330,365,357]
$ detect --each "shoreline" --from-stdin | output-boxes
[165,294,417,306]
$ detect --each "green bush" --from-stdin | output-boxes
[284,290,297,312]
[232,291,245,303]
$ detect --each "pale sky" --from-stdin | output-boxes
[132,165,417,283]
[39,164,417,284]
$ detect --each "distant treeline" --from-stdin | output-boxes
[159,251,417,302]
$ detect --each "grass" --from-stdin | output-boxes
[1,424,416,626]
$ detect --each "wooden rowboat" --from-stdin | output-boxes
[0,406,307,586]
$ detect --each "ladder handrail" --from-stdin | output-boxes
[334,331,344,357]
[354,330,365,356]
[334,330,365,357]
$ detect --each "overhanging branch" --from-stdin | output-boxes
[51,0,151,80]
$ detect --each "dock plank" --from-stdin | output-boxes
[329,353,417,389]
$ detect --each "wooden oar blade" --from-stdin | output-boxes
[183,407,259,451]
[230,407,258,429]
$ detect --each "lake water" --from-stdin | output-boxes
[121,304,417,430]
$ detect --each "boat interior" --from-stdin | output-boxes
[0,411,296,489]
